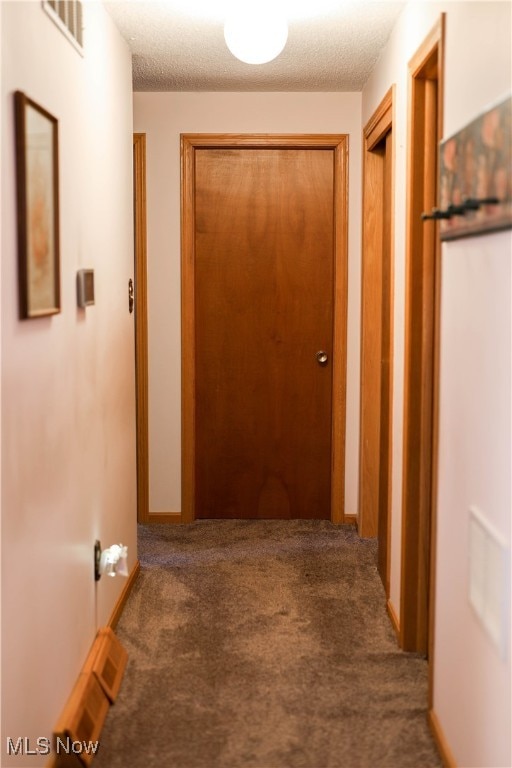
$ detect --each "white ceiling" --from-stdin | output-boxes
[103,0,406,91]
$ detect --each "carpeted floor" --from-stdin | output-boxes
[94,520,442,768]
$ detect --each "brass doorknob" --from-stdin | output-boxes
[316,351,328,366]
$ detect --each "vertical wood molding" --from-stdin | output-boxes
[377,124,395,595]
[428,709,457,768]
[181,134,348,524]
[331,136,349,524]
[400,15,445,664]
[428,13,445,712]
[180,135,196,524]
[359,87,395,542]
[386,598,400,644]
[133,134,149,524]
[359,146,383,539]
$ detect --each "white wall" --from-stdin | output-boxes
[436,3,511,766]
[133,91,363,518]
[1,2,137,765]
[363,2,511,766]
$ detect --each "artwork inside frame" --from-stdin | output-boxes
[14,91,61,318]
[439,95,512,241]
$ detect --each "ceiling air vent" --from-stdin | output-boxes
[43,0,84,54]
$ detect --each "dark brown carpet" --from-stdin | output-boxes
[94,520,442,768]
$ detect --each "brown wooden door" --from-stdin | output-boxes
[193,147,335,519]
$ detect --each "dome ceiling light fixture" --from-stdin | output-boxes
[223,4,289,65]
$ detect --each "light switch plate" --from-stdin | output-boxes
[77,269,95,307]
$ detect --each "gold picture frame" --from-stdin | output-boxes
[14,91,61,318]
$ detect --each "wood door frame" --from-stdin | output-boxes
[181,134,349,524]
[133,133,149,524]
[400,16,445,658]
[358,85,395,575]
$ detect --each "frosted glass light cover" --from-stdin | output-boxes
[224,6,288,64]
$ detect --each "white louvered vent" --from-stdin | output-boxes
[43,0,84,54]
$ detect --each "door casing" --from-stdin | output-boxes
[401,16,445,664]
[181,134,349,524]
[359,86,395,589]
[133,133,149,524]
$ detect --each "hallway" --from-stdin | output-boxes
[95,522,441,768]
[1,3,511,767]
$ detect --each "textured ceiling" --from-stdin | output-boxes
[104,1,406,91]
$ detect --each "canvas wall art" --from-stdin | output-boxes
[439,95,511,241]
[15,91,61,318]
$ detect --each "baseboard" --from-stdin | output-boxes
[107,559,140,630]
[147,511,182,524]
[44,564,138,767]
[428,709,457,767]
[51,628,128,768]
[386,598,401,643]
[344,514,357,526]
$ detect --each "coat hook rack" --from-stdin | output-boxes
[422,207,452,221]
[421,197,500,222]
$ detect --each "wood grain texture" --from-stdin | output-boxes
[330,137,349,524]
[181,135,348,522]
[359,88,394,543]
[428,16,445,708]
[147,512,183,524]
[83,628,128,704]
[107,560,141,630]
[133,134,149,524]
[427,709,457,768]
[359,148,383,539]
[195,148,333,519]
[364,88,393,151]
[386,598,401,644]
[54,674,109,766]
[377,128,394,595]
[401,16,444,657]
[181,135,197,524]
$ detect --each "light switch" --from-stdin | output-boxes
[77,269,95,308]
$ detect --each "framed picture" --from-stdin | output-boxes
[14,91,61,318]
[439,95,512,241]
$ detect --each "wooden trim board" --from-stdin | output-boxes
[82,628,128,703]
[386,599,400,644]
[400,15,444,658]
[53,673,109,767]
[364,88,393,152]
[147,512,183,524]
[133,133,149,524]
[181,134,349,524]
[107,559,140,630]
[428,709,457,768]
[427,15,445,710]
[359,86,395,557]
[48,563,139,766]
